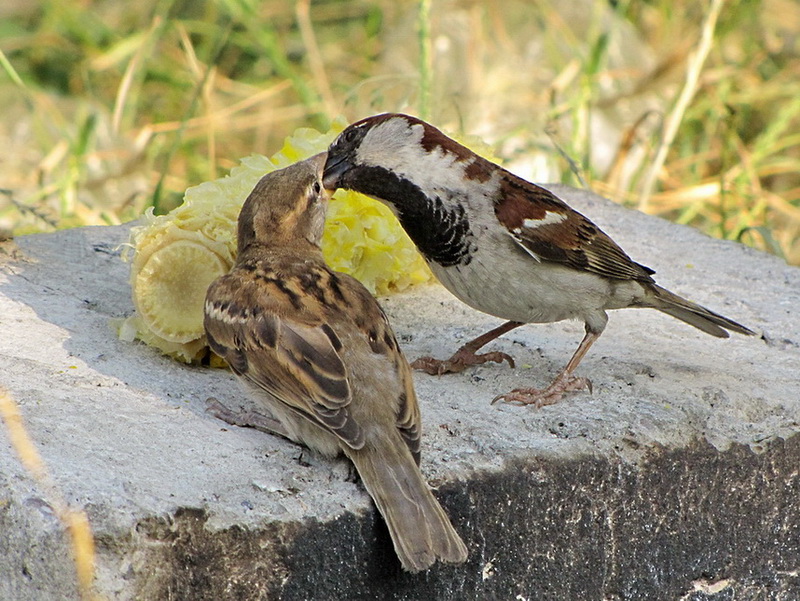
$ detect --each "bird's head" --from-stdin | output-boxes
[323,113,418,190]
[237,153,329,254]
[323,114,493,267]
[323,113,495,201]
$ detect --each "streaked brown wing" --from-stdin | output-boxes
[494,175,655,283]
[396,366,422,465]
[339,272,423,463]
[204,273,364,449]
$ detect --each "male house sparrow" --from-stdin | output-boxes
[322,114,754,407]
[203,154,467,572]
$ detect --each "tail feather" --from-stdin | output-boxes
[648,284,754,338]
[349,444,467,572]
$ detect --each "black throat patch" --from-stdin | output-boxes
[343,165,474,267]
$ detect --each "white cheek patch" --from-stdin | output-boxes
[522,211,567,229]
[357,119,499,205]
[357,120,426,170]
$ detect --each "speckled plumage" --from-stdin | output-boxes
[204,154,467,571]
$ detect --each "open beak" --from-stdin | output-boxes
[322,153,352,191]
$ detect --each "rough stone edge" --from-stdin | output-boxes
[109,436,800,601]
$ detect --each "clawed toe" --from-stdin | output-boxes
[410,321,522,375]
[491,374,592,408]
[206,397,287,436]
[410,356,457,375]
[411,349,516,375]
[491,388,558,408]
[475,350,515,369]
[206,397,242,424]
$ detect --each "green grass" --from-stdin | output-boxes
[1,0,798,263]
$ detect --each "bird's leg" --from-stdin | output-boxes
[411,321,524,375]
[205,397,289,437]
[492,326,601,408]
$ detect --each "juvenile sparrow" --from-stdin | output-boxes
[322,114,755,407]
[203,153,467,572]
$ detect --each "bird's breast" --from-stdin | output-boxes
[428,230,625,324]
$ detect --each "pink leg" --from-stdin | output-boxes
[492,328,601,408]
[411,321,523,375]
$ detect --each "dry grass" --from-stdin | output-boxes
[0,387,100,601]
[0,0,797,262]
[0,3,796,593]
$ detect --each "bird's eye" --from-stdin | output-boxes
[310,181,322,198]
[342,128,357,144]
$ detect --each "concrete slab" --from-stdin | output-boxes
[1,184,798,600]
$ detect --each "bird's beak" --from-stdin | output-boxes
[322,153,352,191]
[306,152,328,172]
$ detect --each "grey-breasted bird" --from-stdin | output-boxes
[322,114,754,407]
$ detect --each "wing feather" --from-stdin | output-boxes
[204,273,364,449]
[494,175,655,283]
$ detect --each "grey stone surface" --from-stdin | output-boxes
[0,184,798,600]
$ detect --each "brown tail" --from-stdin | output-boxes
[348,443,467,572]
[647,284,755,338]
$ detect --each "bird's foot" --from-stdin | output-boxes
[205,397,288,437]
[411,347,516,375]
[491,372,592,408]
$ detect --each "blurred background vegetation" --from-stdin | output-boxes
[1,0,798,263]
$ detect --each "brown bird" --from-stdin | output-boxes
[203,153,467,572]
[322,114,755,407]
